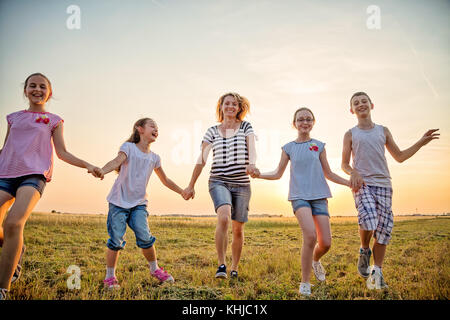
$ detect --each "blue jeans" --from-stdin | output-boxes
[291,198,329,216]
[106,203,156,251]
[208,179,251,223]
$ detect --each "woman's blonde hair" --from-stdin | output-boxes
[292,107,315,128]
[216,92,250,122]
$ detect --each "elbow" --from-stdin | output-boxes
[56,151,65,160]
[395,153,406,163]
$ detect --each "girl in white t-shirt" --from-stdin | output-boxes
[98,118,184,289]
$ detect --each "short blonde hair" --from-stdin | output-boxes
[216,92,250,122]
[350,92,372,106]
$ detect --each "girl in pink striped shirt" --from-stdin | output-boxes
[0,73,102,300]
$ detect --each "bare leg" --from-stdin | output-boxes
[215,205,231,266]
[295,207,316,283]
[312,215,332,262]
[359,228,373,249]
[0,191,15,247]
[142,246,157,263]
[231,220,244,271]
[0,187,40,290]
[372,240,387,268]
[106,248,120,268]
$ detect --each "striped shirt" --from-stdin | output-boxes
[202,121,254,185]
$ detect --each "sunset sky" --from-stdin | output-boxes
[0,0,449,216]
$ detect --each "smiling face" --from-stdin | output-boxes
[350,94,373,118]
[294,109,315,134]
[221,95,240,120]
[24,75,52,105]
[137,119,159,142]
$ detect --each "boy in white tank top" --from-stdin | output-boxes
[341,92,439,290]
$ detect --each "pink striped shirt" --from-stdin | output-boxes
[0,110,64,182]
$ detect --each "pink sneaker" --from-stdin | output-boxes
[103,276,120,290]
[151,268,174,283]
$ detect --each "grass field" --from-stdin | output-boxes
[4,213,449,300]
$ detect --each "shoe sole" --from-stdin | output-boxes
[358,270,370,279]
[215,272,227,279]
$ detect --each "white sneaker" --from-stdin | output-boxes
[299,282,311,296]
[366,266,389,290]
[312,260,326,281]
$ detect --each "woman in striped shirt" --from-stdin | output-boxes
[183,92,257,279]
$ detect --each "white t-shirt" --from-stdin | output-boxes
[107,142,161,209]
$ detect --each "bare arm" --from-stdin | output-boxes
[341,130,365,192]
[385,127,439,163]
[182,141,212,199]
[154,165,183,195]
[245,133,257,174]
[101,152,127,176]
[320,148,350,186]
[256,150,290,180]
[52,123,102,178]
[0,123,10,154]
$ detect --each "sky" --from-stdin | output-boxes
[0,0,449,216]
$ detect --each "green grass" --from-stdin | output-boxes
[4,213,449,300]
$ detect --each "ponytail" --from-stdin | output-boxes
[116,117,153,173]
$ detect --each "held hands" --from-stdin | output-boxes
[246,164,260,178]
[87,165,104,180]
[182,185,195,200]
[419,129,440,147]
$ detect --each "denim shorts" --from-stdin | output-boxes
[208,179,251,223]
[291,198,329,216]
[106,203,156,251]
[0,174,46,197]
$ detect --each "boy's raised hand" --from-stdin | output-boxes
[419,129,440,146]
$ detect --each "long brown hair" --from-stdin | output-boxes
[126,118,153,143]
[116,118,154,173]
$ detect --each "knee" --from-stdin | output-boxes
[217,208,230,228]
[319,240,331,252]
[232,226,244,239]
[303,232,317,247]
[3,219,24,237]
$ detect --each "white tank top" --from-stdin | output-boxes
[351,124,391,188]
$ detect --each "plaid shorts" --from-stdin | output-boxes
[353,185,394,245]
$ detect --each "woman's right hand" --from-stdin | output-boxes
[250,168,260,178]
